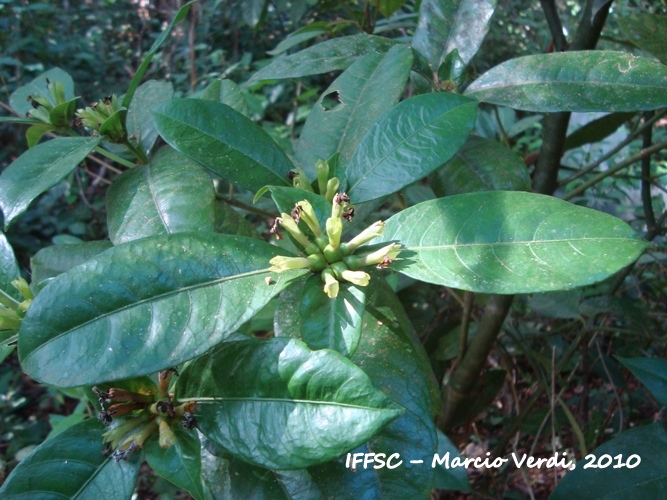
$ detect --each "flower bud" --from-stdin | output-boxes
[288,169,314,192]
[340,269,371,287]
[158,419,176,449]
[269,255,311,273]
[344,243,402,269]
[0,307,21,331]
[315,159,329,195]
[296,200,323,238]
[12,277,33,300]
[321,268,340,299]
[341,221,385,254]
[326,216,343,250]
[277,214,313,249]
[325,177,340,202]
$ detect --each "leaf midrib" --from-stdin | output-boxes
[178,396,401,412]
[407,236,642,251]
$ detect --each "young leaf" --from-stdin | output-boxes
[200,79,250,117]
[277,277,441,497]
[295,44,413,178]
[0,419,139,498]
[0,136,101,229]
[30,240,113,286]
[153,99,293,192]
[551,422,667,499]
[107,147,215,245]
[9,67,75,117]
[126,80,174,157]
[431,135,531,196]
[465,51,667,112]
[377,191,649,294]
[18,233,307,387]
[413,0,497,68]
[346,93,477,204]
[121,1,195,109]
[618,14,667,65]
[145,428,205,500]
[616,356,667,406]
[0,231,21,302]
[26,123,56,148]
[175,336,403,470]
[247,34,399,84]
[290,274,365,356]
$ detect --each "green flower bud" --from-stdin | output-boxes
[288,169,314,192]
[158,418,176,449]
[296,200,323,238]
[326,216,343,250]
[269,255,311,273]
[277,213,313,249]
[344,243,402,269]
[12,277,34,300]
[0,307,22,331]
[341,221,385,254]
[321,268,340,299]
[325,177,340,202]
[307,253,328,271]
[315,159,329,195]
[340,269,371,287]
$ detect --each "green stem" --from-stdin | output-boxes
[123,138,149,165]
[94,146,137,169]
[641,111,656,232]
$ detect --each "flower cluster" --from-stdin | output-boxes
[25,78,75,126]
[268,170,401,299]
[75,94,126,142]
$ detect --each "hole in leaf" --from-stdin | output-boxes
[321,91,344,112]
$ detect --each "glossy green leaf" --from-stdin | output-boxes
[270,186,331,231]
[145,428,205,500]
[377,191,649,294]
[153,99,293,192]
[247,34,398,84]
[0,231,21,303]
[465,51,667,112]
[277,276,441,496]
[346,93,477,203]
[49,97,78,127]
[295,44,412,178]
[126,80,174,156]
[431,135,531,196]
[617,356,667,406]
[121,1,194,108]
[25,123,56,148]
[9,67,75,117]
[107,147,215,244]
[267,22,330,56]
[0,136,101,229]
[0,343,15,365]
[438,48,467,88]
[0,117,41,124]
[619,14,667,65]
[18,232,306,387]
[0,419,140,498]
[213,200,263,240]
[30,240,113,286]
[551,422,667,499]
[295,274,365,356]
[564,113,634,152]
[175,335,403,470]
[98,108,127,142]
[200,79,250,117]
[413,0,497,68]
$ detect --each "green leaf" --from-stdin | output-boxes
[413,0,497,68]
[30,240,113,286]
[213,200,263,240]
[619,14,667,65]
[98,108,127,142]
[431,135,531,196]
[25,123,56,148]
[126,80,174,157]
[243,0,268,27]
[551,422,667,499]
[0,117,41,124]
[346,93,477,203]
[433,429,471,491]
[295,44,412,179]
[153,99,293,192]
[122,1,195,109]
[175,335,403,470]
[378,191,649,294]
[375,0,408,18]
[465,51,667,112]
[564,113,634,152]
[9,67,75,117]
[145,428,205,500]
[0,136,101,229]
[270,186,331,230]
[293,274,365,356]
[267,22,330,56]
[0,419,140,498]
[277,276,441,496]
[247,34,399,84]
[107,147,215,245]
[0,231,21,303]
[18,232,306,387]
[200,79,249,117]
[617,356,667,406]
[49,97,78,127]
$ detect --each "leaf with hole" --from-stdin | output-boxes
[377,191,648,294]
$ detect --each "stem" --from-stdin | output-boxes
[540,0,568,51]
[641,111,656,232]
[439,294,514,431]
[455,291,474,365]
[122,138,149,165]
[94,146,137,169]
[215,193,278,218]
[563,140,667,200]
